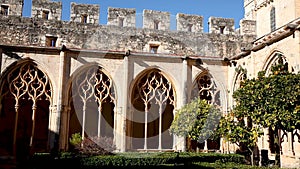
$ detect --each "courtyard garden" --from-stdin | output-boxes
[18,151,283,169]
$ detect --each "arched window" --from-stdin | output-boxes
[69,65,116,146]
[265,53,288,76]
[233,66,247,92]
[263,53,288,154]
[0,61,52,159]
[270,7,276,32]
[130,69,175,150]
[192,73,220,106]
[191,72,221,151]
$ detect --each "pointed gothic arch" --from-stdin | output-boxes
[128,68,176,151]
[191,71,221,106]
[232,66,247,93]
[263,52,288,76]
[262,52,289,155]
[66,65,116,150]
[0,59,52,161]
[191,71,221,151]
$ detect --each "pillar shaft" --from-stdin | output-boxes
[121,55,129,152]
[181,58,188,151]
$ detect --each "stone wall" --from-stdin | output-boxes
[70,2,99,24]
[31,0,62,20]
[239,19,256,35]
[176,13,203,33]
[208,17,235,34]
[143,9,170,31]
[107,7,136,27]
[0,0,23,16]
[0,13,255,59]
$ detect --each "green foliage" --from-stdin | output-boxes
[226,61,300,166]
[69,132,82,148]
[26,152,245,169]
[217,113,263,151]
[233,63,300,131]
[169,97,221,141]
[194,162,281,169]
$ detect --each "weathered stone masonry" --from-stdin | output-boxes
[5,0,300,167]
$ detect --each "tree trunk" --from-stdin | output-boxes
[274,126,281,167]
[249,148,254,166]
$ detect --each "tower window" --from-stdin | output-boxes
[119,17,124,27]
[270,7,276,31]
[150,45,159,54]
[188,24,193,32]
[154,20,159,30]
[42,10,49,20]
[46,36,57,47]
[81,14,88,23]
[220,26,225,34]
[1,5,9,16]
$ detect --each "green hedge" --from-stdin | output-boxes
[21,152,246,169]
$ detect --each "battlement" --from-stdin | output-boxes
[32,0,62,20]
[70,2,99,24]
[0,0,23,16]
[0,0,256,35]
[0,0,257,59]
[208,17,235,34]
[143,9,170,30]
[176,13,203,33]
[107,7,136,27]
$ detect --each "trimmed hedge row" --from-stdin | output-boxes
[21,152,245,169]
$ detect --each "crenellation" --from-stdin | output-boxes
[0,0,23,16]
[208,17,235,34]
[176,13,203,33]
[3,2,300,167]
[0,14,251,59]
[143,9,170,31]
[239,19,256,35]
[107,7,136,27]
[70,2,99,24]
[31,0,62,20]
[0,1,256,58]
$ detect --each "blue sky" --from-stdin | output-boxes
[22,0,244,32]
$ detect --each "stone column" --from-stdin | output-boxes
[121,54,129,152]
[179,57,188,151]
[59,106,71,150]
[49,48,68,151]
[0,48,2,73]
[48,105,57,149]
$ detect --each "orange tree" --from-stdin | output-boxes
[218,111,262,166]
[224,62,300,167]
[169,97,221,150]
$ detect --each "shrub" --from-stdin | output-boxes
[69,133,116,156]
[69,132,82,150]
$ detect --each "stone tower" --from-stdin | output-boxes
[143,9,170,30]
[0,0,24,16]
[208,17,235,34]
[31,0,62,20]
[176,13,203,33]
[70,2,100,24]
[107,7,136,27]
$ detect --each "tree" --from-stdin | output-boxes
[231,62,300,167]
[169,97,221,151]
[218,111,263,165]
